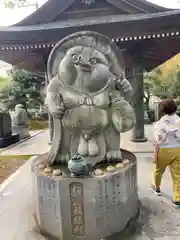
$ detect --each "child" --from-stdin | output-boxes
[153,141,159,164]
[153,121,168,164]
[150,99,180,208]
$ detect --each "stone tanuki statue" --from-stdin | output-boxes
[46,31,135,169]
[11,104,28,125]
[11,104,30,139]
[32,32,139,240]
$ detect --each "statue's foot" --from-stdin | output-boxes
[88,138,99,157]
[77,135,88,156]
[106,150,122,162]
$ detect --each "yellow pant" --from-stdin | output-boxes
[152,146,180,202]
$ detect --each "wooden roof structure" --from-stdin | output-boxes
[0,0,179,73]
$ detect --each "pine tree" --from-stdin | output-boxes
[7,68,45,111]
[170,67,180,97]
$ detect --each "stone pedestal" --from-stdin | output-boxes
[0,111,20,148]
[0,133,20,148]
[32,150,139,240]
[12,125,30,139]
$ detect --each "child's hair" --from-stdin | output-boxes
[161,99,177,115]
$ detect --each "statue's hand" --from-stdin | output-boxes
[116,78,132,99]
[51,105,65,119]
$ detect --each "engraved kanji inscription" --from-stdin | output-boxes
[70,182,86,236]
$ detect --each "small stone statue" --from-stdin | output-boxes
[0,101,20,147]
[46,31,135,169]
[11,104,28,126]
[11,104,30,139]
[68,152,89,176]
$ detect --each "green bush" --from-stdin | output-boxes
[175,98,180,106]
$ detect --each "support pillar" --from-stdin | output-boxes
[131,66,147,142]
[125,60,147,142]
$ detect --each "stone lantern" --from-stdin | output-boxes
[0,102,20,148]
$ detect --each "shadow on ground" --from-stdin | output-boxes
[109,197,180,240]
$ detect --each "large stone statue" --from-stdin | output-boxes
[46,31,135,167]
[11,104,30,139]
[32,32,139,240]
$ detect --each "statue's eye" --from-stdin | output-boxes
[90,58,97,65]
[72,54,78,61]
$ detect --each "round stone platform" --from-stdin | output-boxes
[31,150,140,240]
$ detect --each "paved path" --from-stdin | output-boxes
[121,124,155,153]
[0,130,49,157]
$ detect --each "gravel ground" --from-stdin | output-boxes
[0,159,26,184]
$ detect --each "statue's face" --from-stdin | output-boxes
[58,46,110,93]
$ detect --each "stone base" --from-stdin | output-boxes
[12,125,30,139]
[32,150,139,240]
[0,133,20,148]
[131,137,147,143]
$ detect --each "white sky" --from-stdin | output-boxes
[149,0,180,8]
[0,0,179,27]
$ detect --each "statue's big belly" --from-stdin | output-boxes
[62,106,109,134]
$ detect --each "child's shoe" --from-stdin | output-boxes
[150,184,161,196]
[172,201,180,208]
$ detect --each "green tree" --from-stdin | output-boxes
[4,0,27,8]
[143,66,180,122]
[144,68,171,99]
[0,75,11,103]
[169,67,180,97]
[0,75,10,91]
[3,0,38,8]
[143,68,170,122]
[6,68,45,112]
